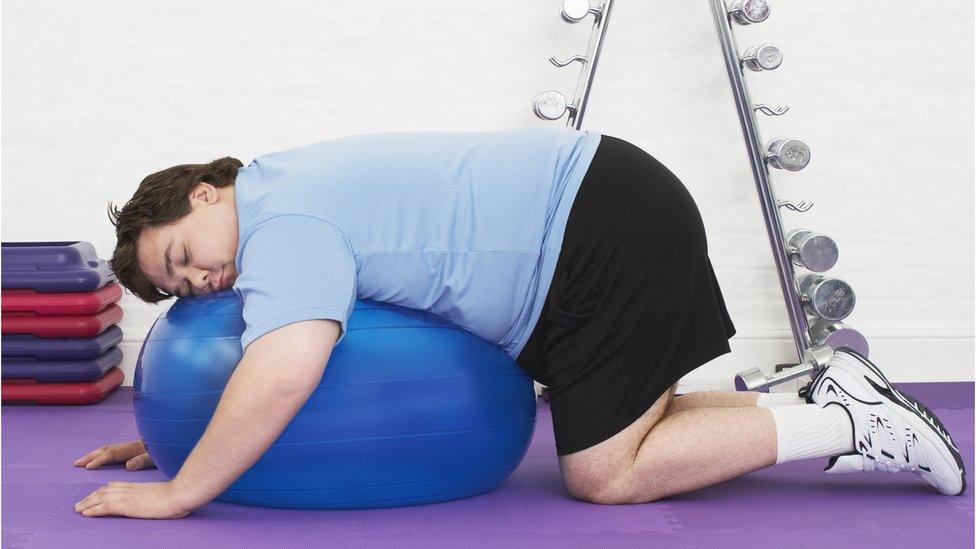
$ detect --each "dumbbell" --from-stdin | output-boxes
[742,44,783,72]
[734,344,834,392]
[559,0,593,23]
[729,0,770,25]
[533,90,571,121]
[797,273,856,321]
[766,138,811,171]
[786,229,839,273]
[734,321,870,392]
[808,319,869,357]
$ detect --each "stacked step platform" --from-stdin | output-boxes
[2,242,125,404]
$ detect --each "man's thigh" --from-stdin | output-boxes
[557,383,678,500]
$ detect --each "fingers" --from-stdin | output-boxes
[81,503,109,517]
[74,441,145,469]
[75,481,191,520]
[83,447,123,469]
[74,483,132,512]
[75,485,111,513]
[74,444,112,467]
[125,453,155,470]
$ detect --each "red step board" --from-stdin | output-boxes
[2,367,124,405]
[1,304,123,337]
[1,283,123,315]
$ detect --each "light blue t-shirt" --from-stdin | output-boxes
[232,127,602,360]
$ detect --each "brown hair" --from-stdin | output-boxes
[107,157,243,303]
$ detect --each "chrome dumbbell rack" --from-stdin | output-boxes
[710,0,869,391]
[532,0,615,129]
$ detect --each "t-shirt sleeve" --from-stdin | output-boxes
[234,214,357,353]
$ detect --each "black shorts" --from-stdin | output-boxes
[515,135,737,456]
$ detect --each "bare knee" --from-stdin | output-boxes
[565,474,666,504]
[565,480,618,504]
[563,461,667,504]
[560,383,679,504]
[562,465,615,504]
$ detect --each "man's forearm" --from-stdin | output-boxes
[168,354,318,510]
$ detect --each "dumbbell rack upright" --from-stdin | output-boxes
[531,0,615,129]
[710,0,868,391]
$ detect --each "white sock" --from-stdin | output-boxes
[768,404,855,465]
[756,392,807,408]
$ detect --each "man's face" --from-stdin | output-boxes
[137,182,240,299]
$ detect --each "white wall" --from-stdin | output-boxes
[2,1,973,388]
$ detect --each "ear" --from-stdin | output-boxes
[188,182,219,205]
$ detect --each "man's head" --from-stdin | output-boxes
[108,157,243,303]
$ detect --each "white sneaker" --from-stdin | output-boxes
[799,347,966,496]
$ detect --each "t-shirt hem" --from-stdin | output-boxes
[505,131,603,360]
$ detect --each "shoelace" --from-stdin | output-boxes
[908,400,954,445]
[802,372,956,447]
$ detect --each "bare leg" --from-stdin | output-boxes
[547,389,764,411]
[668,391,760,414]
[603,405,777,503]
[559,385,778,504]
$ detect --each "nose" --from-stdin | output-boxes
[183,267,214,295]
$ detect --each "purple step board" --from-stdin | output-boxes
[2,241,116,292]
[1,325,123,359]
[1,346,123,382]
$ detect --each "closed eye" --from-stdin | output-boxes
[172,243,191,298]
[182,244,193,296]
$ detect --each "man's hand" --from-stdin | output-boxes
[74,481,191,519]
[70,320,338,519]
[71,320,340,520]
[74,440,156,470]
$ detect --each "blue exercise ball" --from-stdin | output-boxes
[133,290,537,509]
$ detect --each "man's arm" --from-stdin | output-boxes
[169,319,340,510]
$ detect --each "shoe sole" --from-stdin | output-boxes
[831,346,967,496]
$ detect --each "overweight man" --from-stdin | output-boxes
[73,128,964,519]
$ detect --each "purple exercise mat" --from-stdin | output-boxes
[1,326,124,360]
[0,382,972,548]
[1,241,116,293]
[1,346,123,383]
